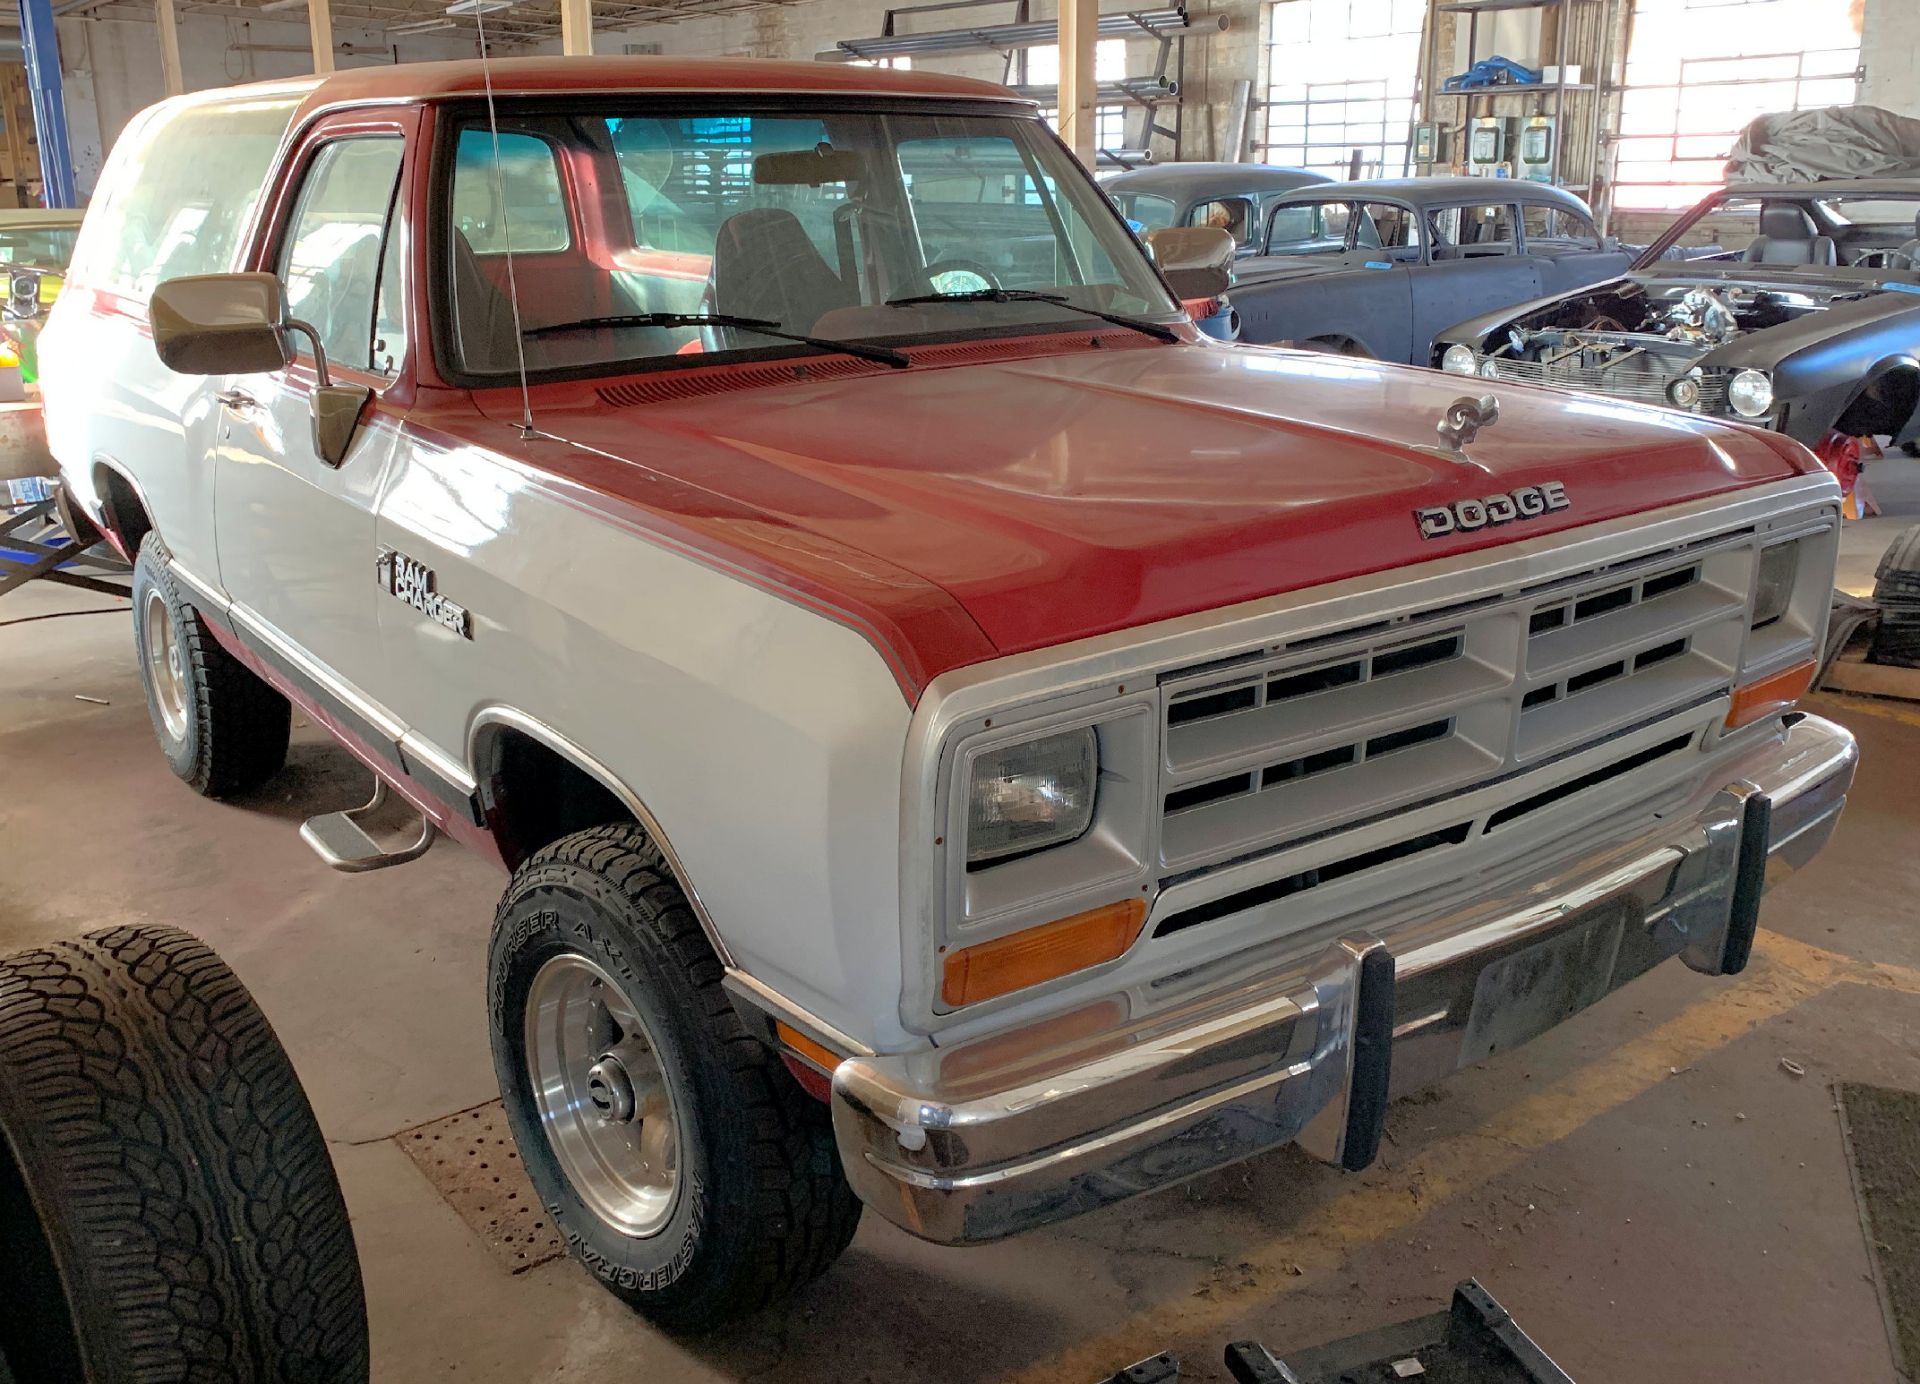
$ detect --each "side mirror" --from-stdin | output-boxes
[1147,226,1235,300]
[150,271,371,468]
[148,272,295,376]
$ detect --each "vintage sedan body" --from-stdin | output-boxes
[1227,177,1631,362]
[41,58,1854,1330]
[1435,179,1920,455]
[1105,161,1329,257]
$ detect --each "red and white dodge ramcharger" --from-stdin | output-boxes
[42,57,1855,1329]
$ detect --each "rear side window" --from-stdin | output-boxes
[1431,203,1517,249]
[1521,204,1600,249]
[70,95,299,301]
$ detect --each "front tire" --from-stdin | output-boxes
[488,824,860,1332]
[0,926,368,1384]
[131,535,290,797]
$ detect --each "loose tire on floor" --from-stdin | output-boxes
[489,824,861,1332]
[131,534,290,797]
[0,926,368,1384]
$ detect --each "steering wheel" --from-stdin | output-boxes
[924,259,1002,294]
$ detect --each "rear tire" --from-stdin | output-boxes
[0,926,368,1384]
[488,824,861,1332]
[131,535,290,797]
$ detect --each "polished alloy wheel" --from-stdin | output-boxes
[142,589,188,741]
[524,953,681,1237]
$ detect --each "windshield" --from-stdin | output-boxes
[1639,189,1920,270]
[0,226,77,268]
[443,105,1176,378]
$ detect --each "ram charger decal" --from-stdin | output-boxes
[378,548,472,639]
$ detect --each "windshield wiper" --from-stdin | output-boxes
[884,288,1180,343]
[520,312,909,369]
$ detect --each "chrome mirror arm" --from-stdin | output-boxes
[281,317,334,387]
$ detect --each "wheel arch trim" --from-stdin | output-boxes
[85,453,158,556]
[465,705,736,970]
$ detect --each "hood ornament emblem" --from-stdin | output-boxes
[1434,393,1500,458]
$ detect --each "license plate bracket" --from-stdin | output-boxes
[1458,907,1627,1066]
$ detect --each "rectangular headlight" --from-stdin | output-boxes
[966,727,1097,867]
[1752,540,1800,630]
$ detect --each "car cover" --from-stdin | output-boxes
[1726,105,1920,184]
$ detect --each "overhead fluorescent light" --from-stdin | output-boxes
[389,16,457,31]
[445,0,512,13]
[258,0,307,11]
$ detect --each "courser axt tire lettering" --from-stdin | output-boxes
[488,823,862,1332]
[131,534,291,797]
[0,926,369,1383]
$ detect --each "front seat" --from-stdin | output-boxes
[449,229,521,373]
[1742,206,1837,267]
[711,208,855,332]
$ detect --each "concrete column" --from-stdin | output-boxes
[308,0,333,74]
[1057,0,1097,164]
[561,0,592,55]
[154,0,183,96]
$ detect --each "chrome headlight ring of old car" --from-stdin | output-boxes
[1666,370,1704,410]
[1728,369,1775,419]
[1441,343,1480,376]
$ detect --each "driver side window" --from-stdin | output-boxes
[278,137,407,377]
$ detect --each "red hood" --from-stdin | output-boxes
[440,337,1816,698]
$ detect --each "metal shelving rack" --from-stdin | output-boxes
[818,1,1224,163]
[1415,0,1615,193]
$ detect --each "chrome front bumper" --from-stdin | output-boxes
[831,713,1857,1245]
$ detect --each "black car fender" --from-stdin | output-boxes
[1705,294,1920,444]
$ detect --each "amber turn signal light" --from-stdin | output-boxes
[1726,659,1816,730]
[775,1022,842,1073]
[941,898,1148,1008]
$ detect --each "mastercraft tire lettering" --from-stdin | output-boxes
[487,824,860,1332]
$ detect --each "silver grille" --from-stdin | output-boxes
[1156,542,1754,879]
[1484,357,1729,412]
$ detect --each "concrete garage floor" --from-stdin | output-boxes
[4,538,1920,1382]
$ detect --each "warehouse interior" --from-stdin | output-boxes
[4,0,1920,1381]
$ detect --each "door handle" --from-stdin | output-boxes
[215,388,258,411]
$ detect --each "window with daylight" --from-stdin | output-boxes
[1613,0,1861,210]
[1259,0,1425,180]
[1032,39,1130,152]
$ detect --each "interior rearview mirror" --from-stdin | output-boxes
[148,272,295,376]
[754,147,865,186]
[1146,226,1235,301]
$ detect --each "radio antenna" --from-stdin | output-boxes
[449,0,535,436]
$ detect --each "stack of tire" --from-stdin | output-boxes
[1871,524,1920,668]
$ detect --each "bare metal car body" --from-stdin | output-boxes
[1224,177,1632,363]
[1434,179,1920,450]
